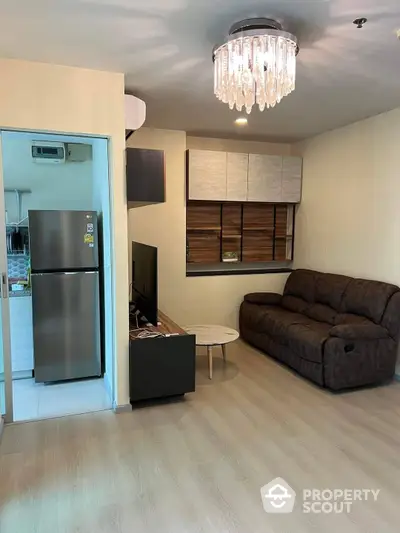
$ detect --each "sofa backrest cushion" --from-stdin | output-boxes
[283,269,399,326]
[314,272,351,311]
[283,270,316,303]
[340,279,398,324]
[305,303,337,325]
[281,295,310,314]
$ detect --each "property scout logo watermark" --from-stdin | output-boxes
[260,478,380,514]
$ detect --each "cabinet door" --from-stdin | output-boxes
[187,150,227,201]
[282,156,302,202]
[126,148,165,206]
[247,155,282,202]
[226,152,248,201]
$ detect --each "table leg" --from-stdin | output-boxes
[222,344,226,362]
[207,346,213,380]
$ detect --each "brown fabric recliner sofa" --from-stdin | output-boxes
[239,269,400,390]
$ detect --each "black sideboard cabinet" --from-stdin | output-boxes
[129,311,196,404]
[126,147,165,207]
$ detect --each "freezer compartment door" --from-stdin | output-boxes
[32,271,101,383]
[29,210,99,271]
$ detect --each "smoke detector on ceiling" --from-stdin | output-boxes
[353,18,367,29]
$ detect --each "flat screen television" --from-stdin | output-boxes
[131,241,158,326]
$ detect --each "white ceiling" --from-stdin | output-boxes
[1,0,400,141]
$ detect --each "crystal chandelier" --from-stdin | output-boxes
[213,18,298,114]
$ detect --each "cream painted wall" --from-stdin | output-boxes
[0,59,128,406]
[128,128,290,329]
[294,107,400,286]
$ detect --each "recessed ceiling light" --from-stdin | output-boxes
[235,117,248,126]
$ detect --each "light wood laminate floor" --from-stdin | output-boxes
[1,340,400,533]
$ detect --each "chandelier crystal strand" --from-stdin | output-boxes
[213,21,297,113]
[222,46,228,104]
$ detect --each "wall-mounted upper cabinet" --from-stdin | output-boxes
[226,152,248,201]
[247,154,282,202]
[126,147,165,208]
[186,149,302,204]
[187,150,226,201]
[282,156,302,203]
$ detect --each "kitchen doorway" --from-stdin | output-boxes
[0,131,115,423]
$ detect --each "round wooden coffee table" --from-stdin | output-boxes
[183,325,239,380]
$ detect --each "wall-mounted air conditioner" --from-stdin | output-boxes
[125,94,146,138]
[31,141,66,164]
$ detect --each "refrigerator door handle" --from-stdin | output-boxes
[1,272,8,299]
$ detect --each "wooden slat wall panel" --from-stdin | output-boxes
[222,203,242,236]
[243,204,274,231]
[186,201,294,265]
[242,232,274,262]
[187,202,221,230]
[222,203,242,261]
[275,205,288,260]
[274,240,287,261]
[275,205,288,238]
[187,234,220,263]
[242,204,274,262]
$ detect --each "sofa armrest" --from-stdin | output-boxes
[329,324,389,340]
[244,292,282,306]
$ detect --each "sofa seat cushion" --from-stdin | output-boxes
[258,307,312,340]
[334,313,374,326]
[240,302,277,333]
[286,321,331,363]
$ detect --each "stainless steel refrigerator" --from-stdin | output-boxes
[29,210,101,383]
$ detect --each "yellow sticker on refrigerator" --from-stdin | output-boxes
[84,233,94,244]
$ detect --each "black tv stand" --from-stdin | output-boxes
[129,310,196,404]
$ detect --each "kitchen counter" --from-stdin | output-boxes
[9,289,31,297]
